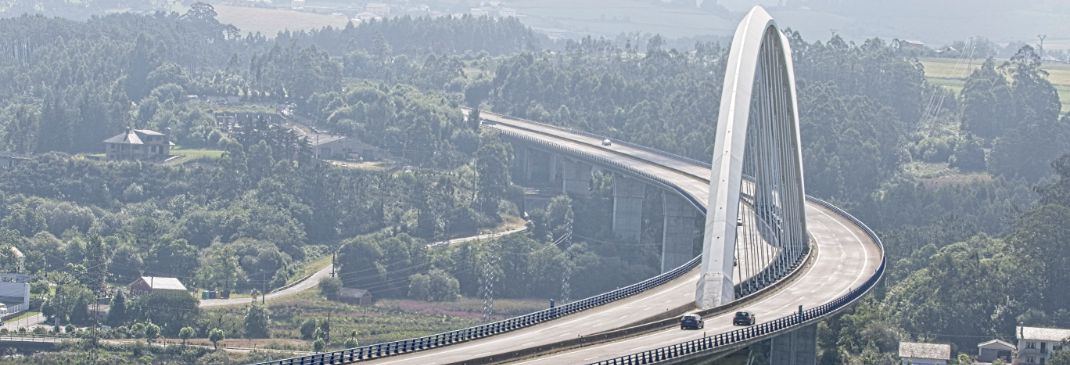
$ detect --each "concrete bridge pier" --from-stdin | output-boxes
[661,193,701,272]
[561,158,592,197]
[611,175,645,242]
[769,323,817,365]
[514,145,560,188]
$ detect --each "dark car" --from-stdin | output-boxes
[680,313,704,330]
[733,311,756,326]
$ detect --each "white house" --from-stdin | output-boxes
[899,342,951,365]
[1017,326,1070,365]
[977,339,1014,363]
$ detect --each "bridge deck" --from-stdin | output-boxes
[511,203,882,364]
[362,112,881,364]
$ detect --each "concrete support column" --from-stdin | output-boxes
[661,193,701,272]
[521,146,535,183]
[549,154,559,189]
[769,324,817,365]
[611,175,645,242]
[560,159,591,197]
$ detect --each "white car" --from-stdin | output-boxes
[602,138,613,146]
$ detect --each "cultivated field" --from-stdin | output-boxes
[213,4,349,36]
[919,57,1070,112]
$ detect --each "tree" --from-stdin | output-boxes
[319,318,331,343]
[144,322,160,344]
[960,58,1014,141]
[208,328,225,350]
[318,277,342,300]
[475,136,512,219]
[107,290,127,326]
[133,291,200,335]
[300,319,318,340]
[313,337,326,353]
[407,273,431,301]
[197,241,243,295]
[949,135,986,171]
[427,269,461,302]
[244,304,271,339]
[1050,349,1070,365]
[145,238,199,278]
[178,326,194,346]
[44,282,93,325]
[84,236,108,293]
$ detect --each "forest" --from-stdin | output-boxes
[0,2,1069,364]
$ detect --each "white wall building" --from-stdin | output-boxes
[1017,326,1070,365]
[0,273,32,315]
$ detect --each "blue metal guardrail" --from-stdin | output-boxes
[251,121,810,365]
[588,197,886,365]
[252,251,702,365]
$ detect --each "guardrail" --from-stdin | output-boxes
[252,254,701,365]
[475,110,713,169]
[589,197,885,365]
[0,334,69,343]
[252,114,816,365]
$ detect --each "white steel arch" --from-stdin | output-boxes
[696,6,809,309]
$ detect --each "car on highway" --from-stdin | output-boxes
[680,313,704,330]
[733,311,756,326]
[602,138,612,146]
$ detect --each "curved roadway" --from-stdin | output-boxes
[359,111,881,364]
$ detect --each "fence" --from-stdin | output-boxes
[588,197,885,365]
[251,116,827,365]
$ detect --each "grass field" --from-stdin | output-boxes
[165,147,225,165]
[204,288,544,350]
[919,57,1070,113]
[213,4,348,37]
[506,0,735,38]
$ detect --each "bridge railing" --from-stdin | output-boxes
[588,197,886,365]
[251,250,702,365]
[478,110,714,169]
[251,117,821,365]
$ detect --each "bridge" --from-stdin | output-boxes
[254,7,884,365]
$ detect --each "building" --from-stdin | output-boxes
[286,122,381,161]
[0,273,32,316]
[1017,326,1070,364]
[899,342,951,365]
[0,152,30,169]
[893,39,928,53]
[103,129,171,161]
[128,276,188,296]
[977,339,1014,363]
[338,288,374,306]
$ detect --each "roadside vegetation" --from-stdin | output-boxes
[0,2,1069,363]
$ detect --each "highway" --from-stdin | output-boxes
[356,111,882,364]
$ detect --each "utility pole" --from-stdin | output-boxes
[478,237,499,323]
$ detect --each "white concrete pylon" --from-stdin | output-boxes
[696,6,808,309]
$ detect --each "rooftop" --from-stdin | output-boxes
[899,342,951,360]
[104,129,168,145]
[339,287,370,298]
[135,276,187,291]
[1019,326,1070,342]
[978,339,1015,350]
